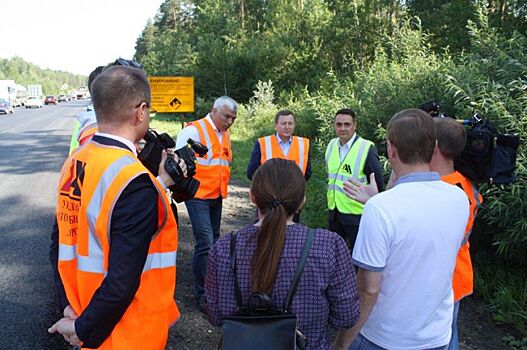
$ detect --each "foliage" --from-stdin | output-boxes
[407,0,478,52]
[474,253,527,334]
[501,335,527,350]
[231,80,278,139]
[140,0,527,334]
[407,0,527,53]
[0,56,86,95]
[446,11,527,265]
[135,0,408,102]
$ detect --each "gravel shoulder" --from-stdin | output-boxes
[167,182,253,349]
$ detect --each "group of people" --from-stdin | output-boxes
[49,61,481,350]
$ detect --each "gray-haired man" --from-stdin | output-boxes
[176,96,238,313]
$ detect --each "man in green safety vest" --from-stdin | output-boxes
[325,108,384,251]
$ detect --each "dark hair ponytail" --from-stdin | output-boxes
[250,159,306,293]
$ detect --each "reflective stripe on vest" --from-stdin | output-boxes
[258,135,309,174]
[326,137,372,214]
[325,139,338,165]
[328,173,367,183]
[196,119,214,160]
[196,158,230,166]
[59,247,177,275]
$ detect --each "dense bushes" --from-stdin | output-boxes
[143,0,526,335]
[229,14,527,333]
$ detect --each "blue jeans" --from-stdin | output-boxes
[448,301,460,350]
[185,198,222,301]
[349,334,448,350]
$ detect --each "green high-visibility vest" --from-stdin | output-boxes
[325,136,373,214]
[69,121,81,155]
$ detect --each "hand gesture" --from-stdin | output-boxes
[343,173,379,204]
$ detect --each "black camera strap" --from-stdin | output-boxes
[229,227,316,312]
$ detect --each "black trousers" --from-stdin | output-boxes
[328,210,360,252]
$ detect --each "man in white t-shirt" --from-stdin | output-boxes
[333,109,469,350]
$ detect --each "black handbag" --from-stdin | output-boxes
[220,228,316,350]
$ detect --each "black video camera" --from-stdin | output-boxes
[418,100,519,185]
[418,100,451,118]
[138,130,208,202]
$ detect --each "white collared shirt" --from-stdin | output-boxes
[275,133,293,156]
[95,132,137,156]
[175,113,224,149]
[338,133,357,162]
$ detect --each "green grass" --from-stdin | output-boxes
[150,115,184,137]
[152,117,330,228]
[230,136,253,187]
[474,253,527,335]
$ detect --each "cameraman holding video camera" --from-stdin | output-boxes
[49,64,187,349]
[175,96,238,313]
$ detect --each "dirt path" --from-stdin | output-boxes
[166,182,514,350]
[167,182,252,349]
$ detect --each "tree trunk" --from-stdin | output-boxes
[240,0,245,30]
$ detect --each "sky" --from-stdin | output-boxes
[0,0,164,76]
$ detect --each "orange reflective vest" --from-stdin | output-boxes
[442,171,482,302]
[57,142,179,349]
[190,117,232,199]
[257,135,309,175]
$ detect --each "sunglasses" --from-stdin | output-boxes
[113,58,144,69]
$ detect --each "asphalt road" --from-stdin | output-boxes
[0,101,87,349]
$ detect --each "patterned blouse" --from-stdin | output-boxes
[205,223,360,349]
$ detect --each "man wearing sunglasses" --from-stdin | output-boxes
[49,65,184,349]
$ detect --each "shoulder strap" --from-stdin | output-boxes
[229,232,243,309]
[284,228,316,312]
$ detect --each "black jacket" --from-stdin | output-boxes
[50,135,158,348]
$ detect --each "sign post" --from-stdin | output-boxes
[149,76,195,114]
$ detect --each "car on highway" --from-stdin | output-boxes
[45,95,58,105]
[58,94,68,102]
[25,96,43,108]
[0,98,14,114]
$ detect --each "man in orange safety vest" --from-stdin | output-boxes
[246,109,311,222]
[175,96,238,313]
[49,65,186,349]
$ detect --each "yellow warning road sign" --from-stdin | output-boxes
[149,76,194,113]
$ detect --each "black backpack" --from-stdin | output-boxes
[455,117,520,185]
[220,228,315,350]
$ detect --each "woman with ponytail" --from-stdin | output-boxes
[205,158,360,349]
